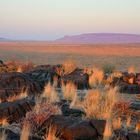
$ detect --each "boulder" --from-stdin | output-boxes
[46,115,104,140]
[90,119,106,136]
[0,98,35,123]
[60,69,89,89]
[61,103,85,117]
[0,128,43,140]
[122,73,136,85]
[136,73,140,85]
[0,72,41,101]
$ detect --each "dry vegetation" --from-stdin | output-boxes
[0,55,140,139]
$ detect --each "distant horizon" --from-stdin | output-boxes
[0,32,140,41]
[0,0,140,40]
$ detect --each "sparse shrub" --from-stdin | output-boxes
[22,101,61,137]
[102,63,116,74]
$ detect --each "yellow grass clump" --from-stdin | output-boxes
[62,81,77,102]
[89,67,104,88]
[42,83,60,103]
[128,65,135,74]
[135,122,140,133]
[0,119,9,127]
[0,131,7,140]
[46,125,59,140]
[83,87,119,120]
[20,123,30,140]
[17,65,23,73]
[112,117,122,130]
[103,120,112,140]
[62,60,77,75]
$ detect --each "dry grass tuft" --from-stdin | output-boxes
[23,101,61,137]
[112,117,122,130]
[42,83,60,103]
[135,122,140,133]
[83,87,119,120]
[45,125,59,140]
[89,67,104,88]
[103,120,112,140]
[62,81,77,102]
[20,123,30,140]
[62,60,77,75]
[0,131,7,140]
[128,65,135,74]
[0,119,9,127]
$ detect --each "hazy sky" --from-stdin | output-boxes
[0,0,140,40]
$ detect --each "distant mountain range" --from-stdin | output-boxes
[1,33,140,43]
[0,37,11,41]
[55,33,140,44]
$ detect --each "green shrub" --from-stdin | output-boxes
[102,63,116,74]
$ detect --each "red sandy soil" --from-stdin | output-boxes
[0,42,140,56]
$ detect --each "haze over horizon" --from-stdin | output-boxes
[0,0,140,40]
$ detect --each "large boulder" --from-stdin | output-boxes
[0,72,41,101]
[46,115,106,140]
[0,128,43,140]
[60,69,89,89]
[122,73,136,84]
[26,65,61,88]
[0,98,35,123]
[136,73,140,85]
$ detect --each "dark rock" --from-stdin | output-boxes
[61,103,85,117]
[0,72,41,101]
[60,69,89,89]
[127,132,140,140]
[122,73,135,84]
[61,121,98,140]
[0,128,43,140]
[0,98,35,123]
[26,65,61,88]
[45,115,101,140]
[0,60,4,65]
[119,82,140,94]
[136,73,140,85]
[130,102,140,110]
[90,119,106,136]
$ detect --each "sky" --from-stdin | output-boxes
[0,0,140,40]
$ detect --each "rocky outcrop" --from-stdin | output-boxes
[0,72,41,101]
[45,115,106,140]
[111,73,140,94]
[60,69,89,89]
[0,99,35,123]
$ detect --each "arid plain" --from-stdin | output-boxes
[0,41,140,71]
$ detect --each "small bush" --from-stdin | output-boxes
[102,63,116,74]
